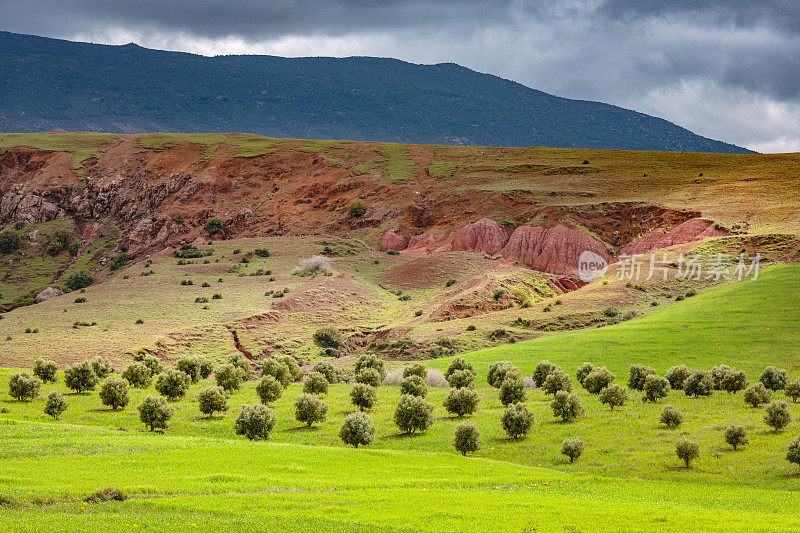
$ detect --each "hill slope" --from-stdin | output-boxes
[0,31,751,153]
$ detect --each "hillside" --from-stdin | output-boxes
[0,31,752,153]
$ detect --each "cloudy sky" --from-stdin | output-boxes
[2,0,798,152]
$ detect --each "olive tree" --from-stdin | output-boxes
[350,383,377,411]
[155,369,191,400]
[256,375,283,404]
[44,391,67,420]
[760,366,788,391]
[8,373,41,401]
[99,377,130,410]
[198,386,230,418]
[404,362,429,380]
[582,367,616,395]
[710,364,734,390]
[683,370,714,398]
[141,354,162,376]
[443,387,479,417]
[64,361,99,393]
[235,403,276,440]
[487,361,521,388]
[354,354,386,382]
[176,356,203,383]
[724,425,749,450]
[400,375,427,397]
[454,422,481,456]
[90,357,113,380]
[260,358,291,388]
[786,380,800,403]
[575,362,595,387]
[339,411,376,448]
[676,439,699,468]
[122,362,153,388]
[744,382,772,407]
[314,361,340,384]
[501,402,533,439]
[394,394,434,434]
[643,375,671,403]
[215,363,245,393]
[138,395,175,431]
[561,438,585,463]
[721,370,748,394]
[447,369,476,389]
[498,376,526,406]
[444,358,472,381]
[598,383,628,410]
[531,361,559,388]
[628,364,657,391]
[303,372,329,395]
[33,359,58,383]
[659,405,684,429]
[552,391,581,422]
[543,369,572,396]
[295,393,328,427]
[787,437,800,471]
[665,365,690,390]
[764,400,791,431]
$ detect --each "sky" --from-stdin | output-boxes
[1,0,798,153]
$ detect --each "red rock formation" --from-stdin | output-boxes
[500,224,611,276]
[404,231,449,253]
[620,219,726,255]
[379,229,408,252]
[435,218,508,255]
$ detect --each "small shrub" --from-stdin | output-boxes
[760,366,788,391]
[253,248,271,257]
[583,367,615,394]
[627,364,657,391]
[643,375,671,403]
[74,297,87,303]
[215,364,245,393]
[138,395,174,431]
[443,387,479,417]
[724,424,749,450]
[99,377,130,410]
[198,386,230,418]
[683,370,714,398]
[0,230,21,253]
[676,439,700,467]
[206,216,224,235]
[744,382,772,407]
[575,362,595,386]
[394,394,434,434]
[235,404,276,440]
[543,369,572,396]
[349,199,366,217]
[65,271,93,291]
[304,372,330,395]
[85,488,127,503]
[64,361,99,393]
[764,400,791,431]
[400,375,428,397]
[552,391,581,422]
[314,327,343,349]
[499,376,526,406]
[155,369,191,400]
[454,422,481,456]
[256,375,283,404]
[339,411,375,448]
[350,383,377,411]
[659,405,684,428]
[33,359,58,383]
[561,438,585,463]
[109,253,130,271]
[466,325,476,331]
[502,402,533,438]
[599,383,628,410]
[295,393,328,427]
[44,391,67,420]
[9,373,41,401]
[404,363,428,380]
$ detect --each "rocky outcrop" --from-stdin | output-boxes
[36,287,64,302]
[379,229,408,252]
[436,218,508,255]
[620,218,727,255]
[0,185,65,223]
[405,231,448,253]
[500,224,612,277]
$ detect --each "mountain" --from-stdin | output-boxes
[0,31,751,153]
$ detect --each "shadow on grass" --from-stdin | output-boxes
[379,431,423,440]
[283,425,321,432]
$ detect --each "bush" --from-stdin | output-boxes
[197,357,214,379]
[276,355,303,382]
[627,364,657,391]
[313,327,343,350]
[122,362,153,388]
[33,359,58,383]
[787,437,800,470]
[256,375,283,404]
[85,487,126,503]
[65,270,93,291]
[598,383,628,410]
[394,394,434,434]
[253,248,271,257]
[710,364,734,390]
[721,370,748,394]
[295,393,328,427]
[64,361,99,393]
[724,424,749,450]
[398,375,426,397]
[760,366,788,391]
[403,361,428,381]
[235,404,276,440]
[785,380,800,403]
[177,356,203,383]
[583,367,615,394]
[676,439,700,468]
[575,362,595,386]
[454,422,481,456]
[215,364,245,393]
[552,391,581,422]
[44,391,67,420]
[561,438,585,463]
[499,376,526,406]
[313,361,340,384]
[155,369,191,400]
[228,353,251,378]
[304,372,330,395]
[444,358,472,381]
[501,402,533,438]
[0,230,21,253]
[99,377,130,410]
[744,382,772,407]
[487,361,522,388]
[659,405,684,428]
[543,369,572,396]
[198,386,230,418]
[339,411,375,448]
[9,373,41,401]
[683,370,714,398]
[109,253,130,271]
[355,368,382,387]
[350,383,377,411]
[643,375,671,403]
[260,358,291,388]
[141,354,162,376]
[531,361,559,387]
[206,216,224,235]
[90,357,113,380]
[349,199,366,217]
[354,354,386,381]
[444,387,479,417]
[447,369,476,389]
[138,395,174,431]
[764,400,791,431]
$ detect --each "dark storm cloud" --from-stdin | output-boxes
[1,0,799,151]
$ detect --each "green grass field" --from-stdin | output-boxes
[1,265,799,531]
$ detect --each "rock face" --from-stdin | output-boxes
[405,231,447,253]
[620,219,726,255]
[379,229,408,252]
[36,287,64,302]
[0,185,65,223]
[436,218,508,255]
[500,224,612,277]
